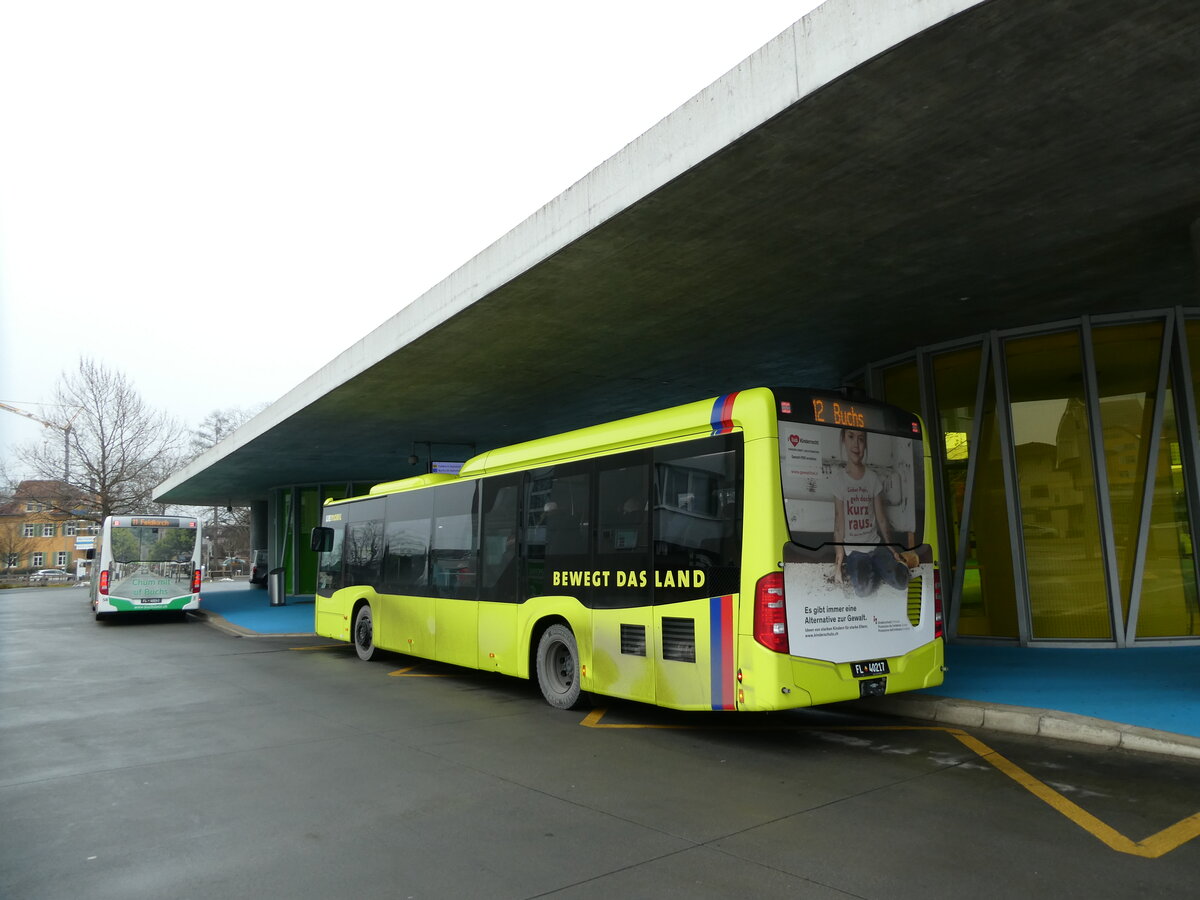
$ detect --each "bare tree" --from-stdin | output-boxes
[189,405,264,460]
[0,519,35,571]
[183,405,266,540]
[14,358,187,522]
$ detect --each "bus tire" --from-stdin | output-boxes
[536,624,583,710]
[353,604,376,661]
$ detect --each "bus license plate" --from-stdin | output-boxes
[139,599,162,605]
[851,659,889,678]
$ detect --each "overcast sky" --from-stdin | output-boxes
[0,1,819,476]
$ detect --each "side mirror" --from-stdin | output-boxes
[310,526,334,553]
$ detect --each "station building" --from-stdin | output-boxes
[156,0,1200,649]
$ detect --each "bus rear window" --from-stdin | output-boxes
[776,394,924,552]
[109,525,197,563]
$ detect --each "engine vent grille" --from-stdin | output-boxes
[907,576,922,627]
[661,617,696,663]
[621,624,647,656]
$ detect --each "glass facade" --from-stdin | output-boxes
[262,312,1200,646]
[1006,331,1110,640]
[876,310,1200,645]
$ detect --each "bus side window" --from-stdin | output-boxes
[317,524,345,595]
[653,435,743,601]
[346,520,384,587]
[595,452,651,609]
[523,463,592,600]
[382,491,432,595]
[430,481,478,600]
[480,475,521,602]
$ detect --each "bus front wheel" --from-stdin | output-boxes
[536,624,583,709]
[353,604,376,661]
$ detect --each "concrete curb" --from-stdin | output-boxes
[847,694,1200,761]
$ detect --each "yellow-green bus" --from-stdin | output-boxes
[310,388,943,711]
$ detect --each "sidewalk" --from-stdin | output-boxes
[195,581,315,635]
[855,643,1200,760]
[193,582,1200,759]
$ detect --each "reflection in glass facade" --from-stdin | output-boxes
[1093,322,1163,625]
[875,310,1200,645]
[1006,331,1110,640]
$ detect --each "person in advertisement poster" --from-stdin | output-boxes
[831,428,912,597]
[779,409,932,662]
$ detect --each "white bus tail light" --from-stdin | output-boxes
[191,569,202,594]
[99,570,109,596]
[933,569,944,640]
[753,572,788,653]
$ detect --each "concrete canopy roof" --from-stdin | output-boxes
[157,0,1200,506]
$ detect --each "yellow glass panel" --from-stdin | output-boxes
[932,346,1018,638]
[1006,331,1110,639]
[1091,322,1162,622]
[1135,381,1200,637]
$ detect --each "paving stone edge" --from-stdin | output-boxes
[847,693,1200,760]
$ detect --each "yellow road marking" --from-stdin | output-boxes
[582,708,1200,858]
[288,644,351,651]
[949,729,1200,859]
[579,708,691,729]
[388,665,452,677]
[293,651,1199,858]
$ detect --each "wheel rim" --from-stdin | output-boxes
[356,611,372,650]
[545,640,574,693]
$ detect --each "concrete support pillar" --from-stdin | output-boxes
[249,500,268,556]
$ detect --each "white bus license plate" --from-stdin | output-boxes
[850,659,890,678]
[139,598,162,605]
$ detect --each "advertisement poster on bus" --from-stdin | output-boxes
[778,420,933,663]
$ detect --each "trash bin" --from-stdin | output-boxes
[268,567,286,606]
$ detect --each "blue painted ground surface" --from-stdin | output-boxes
[928,643,1200,739]
[196,582,1200,739]
[198,582,315,634]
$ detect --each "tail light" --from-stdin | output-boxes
[753,572,789,653]
[933,569,944,640]
[191,568,202,593]
[99,570,109,596]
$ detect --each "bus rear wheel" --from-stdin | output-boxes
[536,624,583,709]
[353,604,376,661]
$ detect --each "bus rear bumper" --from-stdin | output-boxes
[732,637,945,710]
[96,595,201,614]
[787,638,945,705]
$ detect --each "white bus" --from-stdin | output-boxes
[89,515,203,620]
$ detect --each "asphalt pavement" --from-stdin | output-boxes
[192,582,1200,760]
[3,583,1198,898]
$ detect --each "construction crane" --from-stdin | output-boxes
[0,402,75,482]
